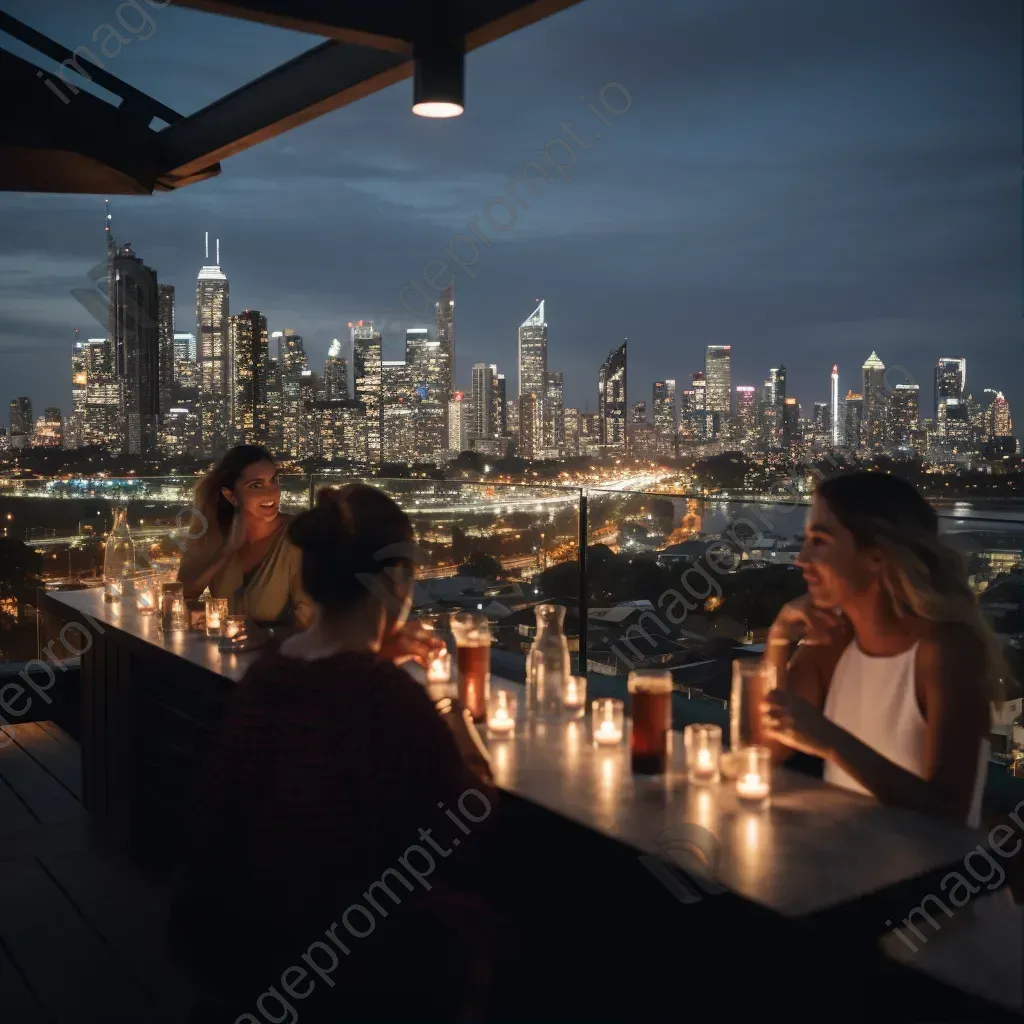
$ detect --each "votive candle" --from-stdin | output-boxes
[735,745,771,807]
[205,596,228,637]
[562,675,587,719]
[486,690,517,738]
[426,646,452,685]
[135,579,157,614]
[684,723,722,785]
[592,698,624,746]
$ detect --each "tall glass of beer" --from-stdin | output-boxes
[628,669,673,775]
[449,611,492,723]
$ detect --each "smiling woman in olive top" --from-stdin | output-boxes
[177,445,313,628]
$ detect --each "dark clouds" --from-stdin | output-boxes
[0,0,1019,425]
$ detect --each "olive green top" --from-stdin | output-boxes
[206,519,314,627]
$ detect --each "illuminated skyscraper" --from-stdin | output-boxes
[861,351,887,451]
[69,332,87,448]
[653,379,677,457]
[34,408,63,448]
[890,384,919,448]
[382,359,416,463]
[9,397,31,448]
[110,239,160,454]
[273,330,309,458]
[470,363,495,442]
[196,234,229,455]
[783,398,800,445]
[313,399,368,464]
[735,386,757,437]
[631,401,647,424]
[934,357,966,423]
[492,373,507,439]
[352,321,383,468]
[844,391,864,450]
[771,366,787,408]
[518,300,547,399]
[157,284,175,424]
[435,284,455,438]
[230,310,269,447]
[830,364,841,447]
[405,328,446,458]
[265,357,283,455]
[562,407,580,457]
[705,345,732,427]
[813,402,828,433]
[519,392,543,459]
[276,329,308,374]
[598,341,627,450]
[544,370,563,448]
[324,338,349,400]
[448,392,469,452]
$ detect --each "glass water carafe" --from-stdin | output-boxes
[103,504,136,583]
[526,604,572,719]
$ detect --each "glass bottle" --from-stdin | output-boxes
[103,504,136,583]
[526,604,571,719]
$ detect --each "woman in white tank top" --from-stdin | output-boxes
[754,472,1021,1009]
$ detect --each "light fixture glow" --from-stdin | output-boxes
[412,37,464,118]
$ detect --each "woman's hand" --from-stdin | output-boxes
[760,690,838,759]
[768,594,840,648]
[379,621,445,666]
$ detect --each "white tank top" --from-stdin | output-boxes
[822,640,988,828]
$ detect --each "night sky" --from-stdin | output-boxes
[1,0,1020,431]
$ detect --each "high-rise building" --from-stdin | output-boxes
[9,397,32,445]
[812,402,828,434]
[312,399,368,464]
[890,384,920,448]
[506,398,520,441]
[274,331,310,459]
[110,240,160,453]
[492,373,507,439]
[173,332,196,363]
[405,328,446,459]
[157,284,175,424]
[943,398,973,457]
[653,380,677,457]
[830,364,841,447]
[298,370,320,456]
[934,357,966,423]
[631,401,647,424]
[68,332,87,448]
[160,402,200,458]
[470,362,495,442]
[518,300,547,400]
[265,358,284,456]
[173,333,198,389]
[598,341,627,450]
[562,407,580,457]
[448,392,469,452]
[276,329,308,375]
[352,321,383,468]
[580,411,603,456]
[80,339,119,447]
[34,408,62,447]
[678,385,701,442]
[691,371,709,439]
[705,345,732,428]
[324,338,349,401]
[382,359,416,463]
[519,392,543,459]
[230,310,269,447]
[862,351,887,451]
[771,366,787,409]
[544,371,564,448]
[735,386,757,439]
[844,391,864,451]
[782,398,800,445]
[990,392,1013,438]
[196,234,230,456]
[435,284,455,440]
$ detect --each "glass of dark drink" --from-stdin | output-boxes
[628,669,673,775]
[449,611,492,723]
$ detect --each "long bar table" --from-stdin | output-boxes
[42,588,991,926]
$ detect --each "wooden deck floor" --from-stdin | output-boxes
[0,723,197,1024]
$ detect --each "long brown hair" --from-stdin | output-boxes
[192,445,276,541]
[817,471,1008,704]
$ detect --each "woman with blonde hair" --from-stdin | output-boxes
[177,445,314,627]
[756,470,1021,1008]
[757,470,1005,823]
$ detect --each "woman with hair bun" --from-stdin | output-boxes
[169,484,500,1022]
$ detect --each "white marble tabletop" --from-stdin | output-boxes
[49,588,987,920]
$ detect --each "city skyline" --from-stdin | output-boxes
[0,0,1018,430]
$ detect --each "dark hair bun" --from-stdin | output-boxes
[287,485,414,610]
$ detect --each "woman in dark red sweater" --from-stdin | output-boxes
[170,485,499,1022]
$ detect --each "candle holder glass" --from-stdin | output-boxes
[160,582,187,632]
[561,674,587,719]
[205,596,229,637]
[135,577,159,614]
[684,723,722,785]
[591,698,624,747]
[103,578,122,603]
[735,745,771,808]
[426,645,451,684]
[485,689,517,738]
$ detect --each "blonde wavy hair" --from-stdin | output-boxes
[817,471,1009,705]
